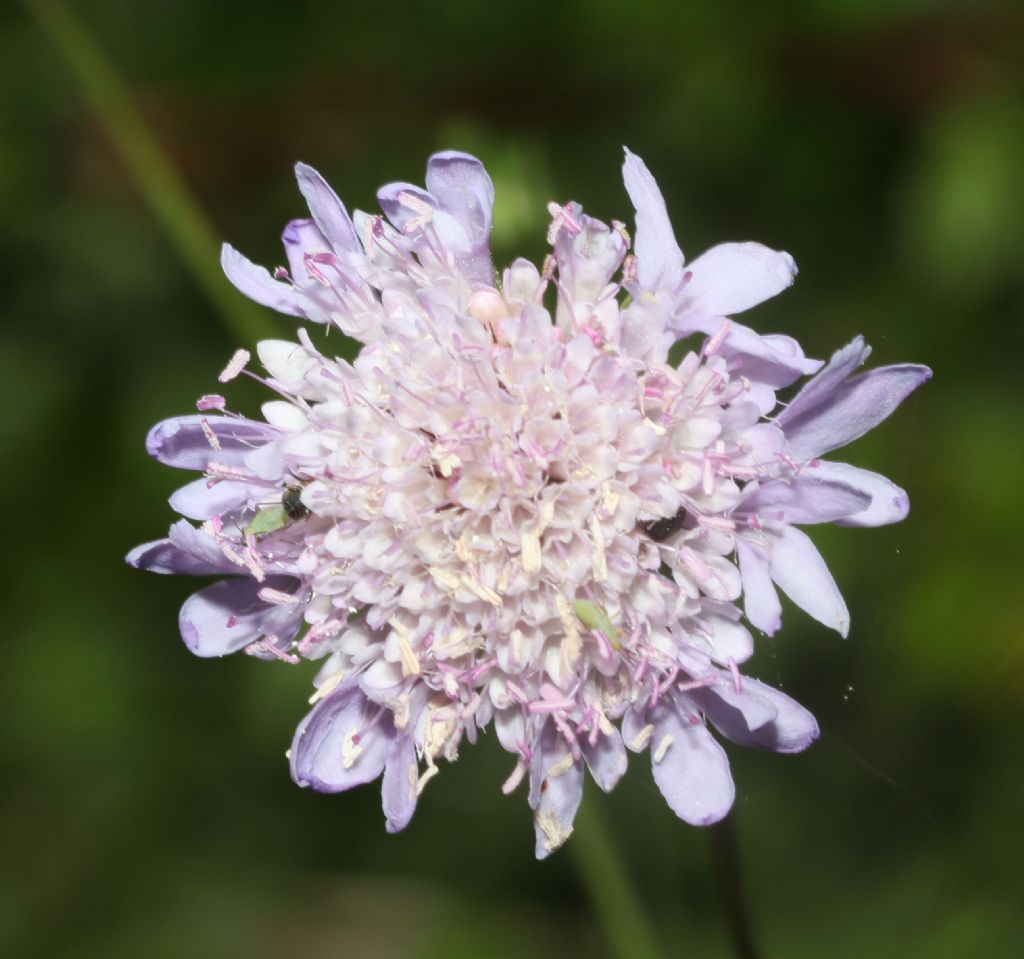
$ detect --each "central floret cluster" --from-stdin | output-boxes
[129,150,929,857]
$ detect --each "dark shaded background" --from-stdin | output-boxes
[2,1,1022,956]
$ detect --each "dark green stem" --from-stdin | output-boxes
[570,798,665,959]
[710,814,760,959]
[25,0,275,344]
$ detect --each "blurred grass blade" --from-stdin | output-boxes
[571,798,665,959]
[25,0,276,344]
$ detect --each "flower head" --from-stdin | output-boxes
[128,149,930,857]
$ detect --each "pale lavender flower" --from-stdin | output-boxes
[128,150,930,857]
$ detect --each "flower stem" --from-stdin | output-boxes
[569,798,665,959]
[710,814,760,959]
[24,0,276,345]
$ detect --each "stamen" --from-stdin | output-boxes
[342,729,363,769]
[728,657,743,694]
[258,587,299,605]
[652,733,674,763]
[501,759,527,795]
[459,573,501,607]
[218,348,250,383]
[702,320,733,357]
[527,697,575,714]
[206,462,249,480]
[244,637,299,664]
[416,764,440,795]
[631,723,655,751]
[546,753,576,778]
[302,252,332,287]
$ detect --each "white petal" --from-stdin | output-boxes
[261,400,308,432]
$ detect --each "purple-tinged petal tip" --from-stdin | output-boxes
[290,685,391,792]
[683,241,798,317]
[294,162,360,254]
[178,576,302,658]
[145,415,274,471]
[699,678,820,754]
[622,147,685,292]
[769,525,850,637]
[650,698,735,826]
[382,734,418,834]
[221,243,304,317]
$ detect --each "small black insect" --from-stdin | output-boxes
[282,484,311,521]
[642,508,688,543]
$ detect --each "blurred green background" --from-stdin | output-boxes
[2,1,1022,956]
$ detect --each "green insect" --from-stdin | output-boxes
[243,484,311,536]
[572,599,622,649]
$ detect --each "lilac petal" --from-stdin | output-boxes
[424,152,494,238]
[281,218,330,281]
[126,519,238,576]
[179,577,263,656]
[650,698,735,826]
[582,728,628,792]
[554,210,627,306]
[769,525,849,637]
[290,685,391,792]
[529,724,585,858]
[424,151,495,284]
[621,703,653,752]
[377,177,477,276]
[381,734,418,834]
[778,336,871,427]
[146,415,274,471]
[126,537,226,576]
[532,762,584,860]
[702,606,755,664]
[683,242,798,316]
[689,673,778,732]
[376,182,436,232]
[681,314,822,378]
[494,706,526,754]
[221,243,304,317]
[736,538,782,636]
[168,477,256,520]
[179,575,302,657]
[724,333,821,392]
[167,518,240,571]
[781,356,933,462]
[735,422,786,467]
[805,460,910,527]
[622,147,685,291]
[126,538,194,574]
[698,677,819,753]
[294,163,360,254]
[244,438,286,481]
[740,477,871,525]
[719,321,822,377]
